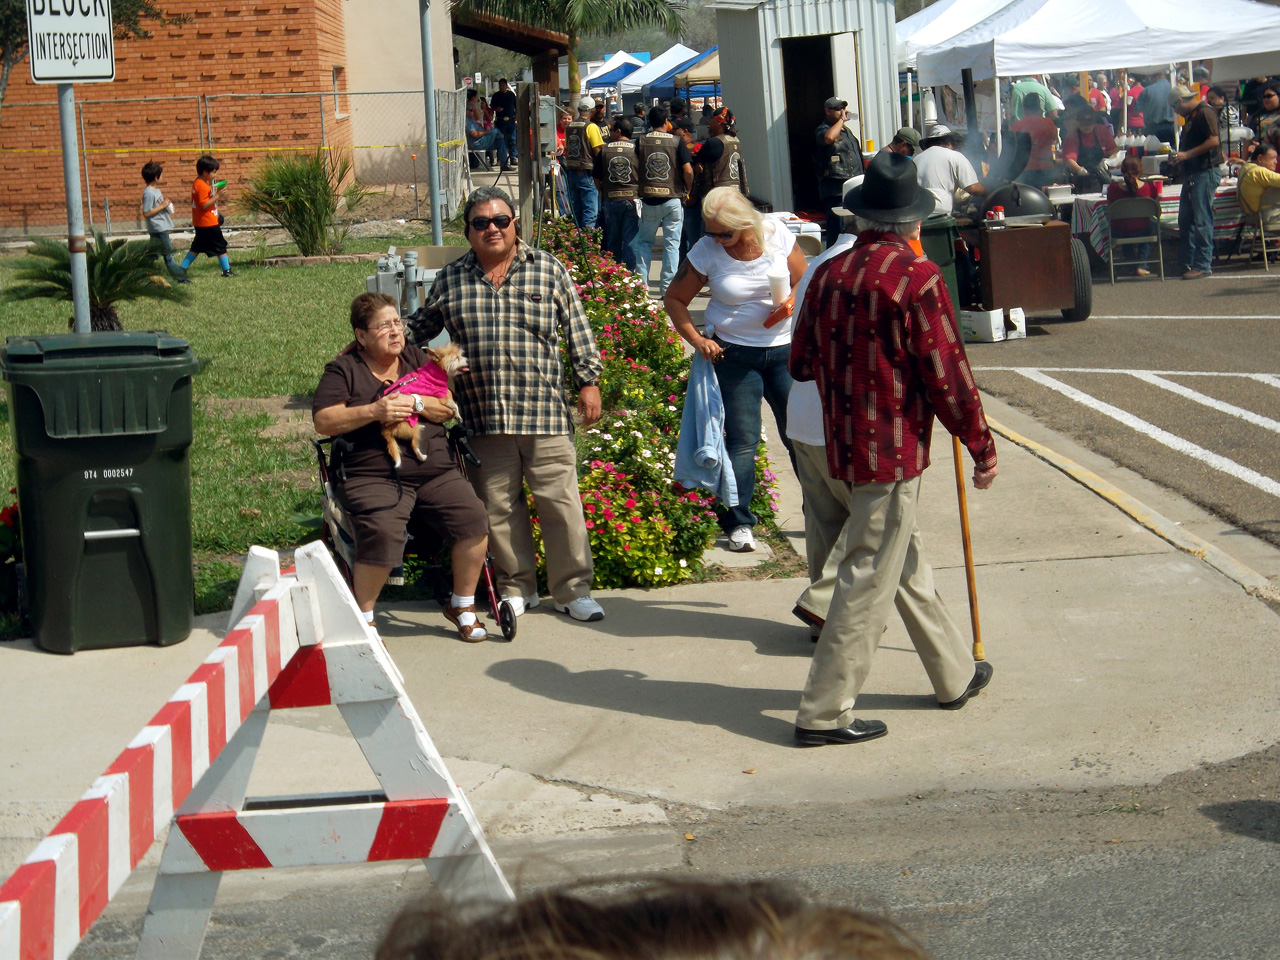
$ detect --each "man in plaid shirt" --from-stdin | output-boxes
[788,153,999,747]
[410,187,607,623]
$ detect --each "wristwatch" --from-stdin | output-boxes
[580,380,598,389]
[413,395,424,413]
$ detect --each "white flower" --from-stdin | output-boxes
[641,450,652,458]
[678,559,688,567]
[654,567,663,575]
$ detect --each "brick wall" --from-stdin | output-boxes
[0,0,352,233]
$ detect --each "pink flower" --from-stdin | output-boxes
[625,498,636,509]
[616,523,626,531]
[604,508,614,520]
[585,503,595,513]
[623,543,631,551]
[585,520,595,529]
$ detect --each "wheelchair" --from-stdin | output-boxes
[311,422,518,641]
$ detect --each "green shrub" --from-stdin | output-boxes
[239,149,369,256]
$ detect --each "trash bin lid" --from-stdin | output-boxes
[0,331,199,438]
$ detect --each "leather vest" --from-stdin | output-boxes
[563,120,593,171]
[712,135,744,188]
[637,131,681,199]
[600,140,640,200]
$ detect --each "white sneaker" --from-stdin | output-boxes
[553,596,605,622]
[500,594,540,617]
[727,525,756,552]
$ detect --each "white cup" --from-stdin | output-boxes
[767,264,790,307]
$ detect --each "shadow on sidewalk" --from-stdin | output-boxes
[486,658,936,743]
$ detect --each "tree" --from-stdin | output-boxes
[455,0,684,100]
[1,230,189,331]
[0,0,187,125]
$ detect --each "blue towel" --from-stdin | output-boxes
[673,352,738,506]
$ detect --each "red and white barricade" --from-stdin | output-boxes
[0,542,512,960]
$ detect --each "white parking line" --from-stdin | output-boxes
[1014,369,1280,499]
[1129,373,1280,435]
[976,367,1280,377]
[1089,315,1280,320]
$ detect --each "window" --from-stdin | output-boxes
[332,66,348,118]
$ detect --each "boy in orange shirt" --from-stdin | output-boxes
[179,154,235,277]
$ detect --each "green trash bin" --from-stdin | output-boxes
[0,332,200,654]
[919,214,962,317]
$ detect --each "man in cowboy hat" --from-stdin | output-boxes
[788,151,999,746]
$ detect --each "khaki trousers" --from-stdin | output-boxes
[796,475,975,729]
[792,440,849,622]
[467,434,594,604]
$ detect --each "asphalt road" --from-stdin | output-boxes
[967,267,1280,547]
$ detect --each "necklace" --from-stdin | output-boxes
[483,249,518,288]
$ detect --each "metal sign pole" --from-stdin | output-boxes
[58,83,91,333]
[419,0,443,245]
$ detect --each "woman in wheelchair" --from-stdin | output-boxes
[313,292,491,642]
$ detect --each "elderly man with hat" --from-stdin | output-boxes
[562,96,606,230]
[914,124,986,216]
[788,151,999,746]
[1170,83,1222,280]
[815,96,866,247]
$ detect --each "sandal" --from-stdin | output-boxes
[443,603,488,642]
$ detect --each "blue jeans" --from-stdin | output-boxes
[1112,223,1151,270]
[713,340,794,531]
[1178,168,1220,273]
[565,170,599,230]
[601,198,639,271]
[635,199,683,293]
[496,118,517,161]
[469,130,508,166]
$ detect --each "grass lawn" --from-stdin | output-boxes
[0,231,457,620]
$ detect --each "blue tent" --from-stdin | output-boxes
[588,61,643,88]
[644,46,717,100]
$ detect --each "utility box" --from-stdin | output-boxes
[0,332,199,654]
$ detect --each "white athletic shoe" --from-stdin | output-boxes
[553,596,605,622]
[500,594,541,617]
[727,525,756,552]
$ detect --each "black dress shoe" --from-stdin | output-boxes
[791,604,825,631]
[939,660,993,710]
[794,718,888,746]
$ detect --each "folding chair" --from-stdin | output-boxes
[1238,186,1280,272]
[1105,196,1163,283]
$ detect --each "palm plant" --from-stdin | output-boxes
[455,0,685,99]
[1,229,189,331]
[238,149,369,257]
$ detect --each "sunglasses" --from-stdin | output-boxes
[706,230,735,239]
[470,214,514,231]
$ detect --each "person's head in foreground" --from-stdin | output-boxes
[375,878,934,960]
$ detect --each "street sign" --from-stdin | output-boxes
[462,76,472,87]
[474,71,482,84]
[25,0,116,84]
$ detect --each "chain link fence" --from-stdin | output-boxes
[1,89,470,237]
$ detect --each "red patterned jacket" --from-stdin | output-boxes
[789,231,996,484]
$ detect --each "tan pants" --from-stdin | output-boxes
[793,440,849,622]
[467,434,594,604]
[796,476,975,729]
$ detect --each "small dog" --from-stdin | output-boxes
[382,342,467,469]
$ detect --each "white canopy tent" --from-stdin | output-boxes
[915,0,1280,86]
[674,51,720,86]
[896,0,1021,71]
[583,51,646,88]
[618,43,697,94]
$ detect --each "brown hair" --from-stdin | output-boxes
[375,878,933,960]
[350,291,397,331]
[1120,155,1143,195]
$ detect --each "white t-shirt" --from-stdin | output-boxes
[786,232,856,447]
[914,146,979,216]
[687,222,797,348]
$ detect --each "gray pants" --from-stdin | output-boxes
[796,475,975,729]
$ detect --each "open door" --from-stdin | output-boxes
[780,34,835,214]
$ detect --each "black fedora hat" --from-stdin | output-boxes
[834,151,935,223]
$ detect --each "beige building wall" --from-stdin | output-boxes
[343,0,457,187]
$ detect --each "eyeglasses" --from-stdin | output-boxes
[1266,92,1280,100]
[367,318,404,334]
[470,214,514,231]
[706,230,735,239]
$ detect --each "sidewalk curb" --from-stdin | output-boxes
[987,417,1280,604]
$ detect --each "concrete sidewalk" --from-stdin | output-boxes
[3,389,1280,898]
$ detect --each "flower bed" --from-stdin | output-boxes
[528,218,778,590]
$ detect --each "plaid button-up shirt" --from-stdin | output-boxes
[409,241,603,436]
[790,231,996,484]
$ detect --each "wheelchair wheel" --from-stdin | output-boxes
[498,600,518,642]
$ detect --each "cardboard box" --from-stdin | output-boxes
[1005,307,1027,340]
[960,309,1004,343]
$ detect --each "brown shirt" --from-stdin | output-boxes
[313,343,450,480]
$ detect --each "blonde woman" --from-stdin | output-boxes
[664,186,807,552]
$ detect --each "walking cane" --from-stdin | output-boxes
[952,435,985,661]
